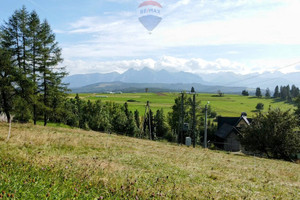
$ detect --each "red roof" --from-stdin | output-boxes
[139,1,162,8]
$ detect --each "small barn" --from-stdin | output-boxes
[214,112,251,152]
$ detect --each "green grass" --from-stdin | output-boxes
[69,93,295,117]
[36,121,73,129]
[0,123,299,199]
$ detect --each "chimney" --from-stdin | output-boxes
[241,112,247,117]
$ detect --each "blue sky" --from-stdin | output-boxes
[1,0,300,75]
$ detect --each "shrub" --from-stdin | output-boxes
[256,103,264,110]
[240,108,300,161]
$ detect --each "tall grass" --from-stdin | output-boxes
[0,123,299,199]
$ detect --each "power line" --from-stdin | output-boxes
[222,61,300,87]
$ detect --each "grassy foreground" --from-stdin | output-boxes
[70,93,294,117]
[0,123,299,199]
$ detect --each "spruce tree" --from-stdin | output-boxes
[255,87,262,98]
[273,85,279,98]
[154,109,168,138]
[265,88,271,98]
[28,11,41,124]
[134,109,140,129]
[37,20,65,126]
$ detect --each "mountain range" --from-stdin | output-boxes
[64,67,204,88]
[63,67,300,93]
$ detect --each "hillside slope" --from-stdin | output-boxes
[0,123,299,199]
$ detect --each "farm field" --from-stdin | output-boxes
[0,123,299,199]
[69,93,295,117]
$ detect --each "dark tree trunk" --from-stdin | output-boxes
[33,104,37,125]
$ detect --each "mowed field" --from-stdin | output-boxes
[0,123,299,199]
[70,93,295,117]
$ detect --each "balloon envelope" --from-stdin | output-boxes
[138,1,162,32]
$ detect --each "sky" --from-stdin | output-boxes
[1,0,300,75]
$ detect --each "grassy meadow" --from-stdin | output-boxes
[0,123,299,199]
[69,93,295,117]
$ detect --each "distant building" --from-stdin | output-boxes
[214,112,251,152]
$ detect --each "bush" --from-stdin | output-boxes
[240,108,300,161]
[256,103,264,110]
[242,90,249,96]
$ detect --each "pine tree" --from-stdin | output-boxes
[1,7,33,122]
[168,94,190,144]
[124,102,129,119]
[291,85,299,98]
[28,11,41,125]
[1,7,67,124]
[154,109,169,138]
[134,109,140,129]
[265,88,271,98]
[255,87,262,98]
[295,96,300,126]
[0,48,17,123]
[37,20,65,126]
[273,85,279,98]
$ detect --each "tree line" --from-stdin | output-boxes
[55,93,217,145]
[242,84,300,101]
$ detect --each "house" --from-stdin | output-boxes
[214,112,251,152]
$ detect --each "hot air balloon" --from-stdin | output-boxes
[138,0,162,33]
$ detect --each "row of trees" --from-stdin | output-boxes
[46,94,174,141]
[0,7,67,125]
[242,85,300,101]
[273,85,299,101]
[56,93,217,144]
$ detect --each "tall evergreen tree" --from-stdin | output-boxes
[273,85,279,98]
[154,109,169,138]
[134,109,140,129]
[290,85,299,98]
[1,7,33,122]
[255,87,262,98]
[37,20,65,126]
[28,11,41,124]
[1,7,67,124]
[295,96,300,126]
[0,48,17,123]
[265,88,271,98]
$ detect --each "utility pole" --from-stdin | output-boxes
[204,102,209,148]
[180,92,184,144]
[191,90,196,148]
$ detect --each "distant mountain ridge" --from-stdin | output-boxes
[64,67,204,88]
[70,81,251,94]
[64,67,300,91]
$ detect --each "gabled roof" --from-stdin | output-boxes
[239,115,251,126]
[215,114,252,139]
[217,115,251,129]
[215,123,234,139]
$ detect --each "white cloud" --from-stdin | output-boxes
[61,0,300,59]
[57,0,300,75]
[63,56,248,75]
[63,55,300,76]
